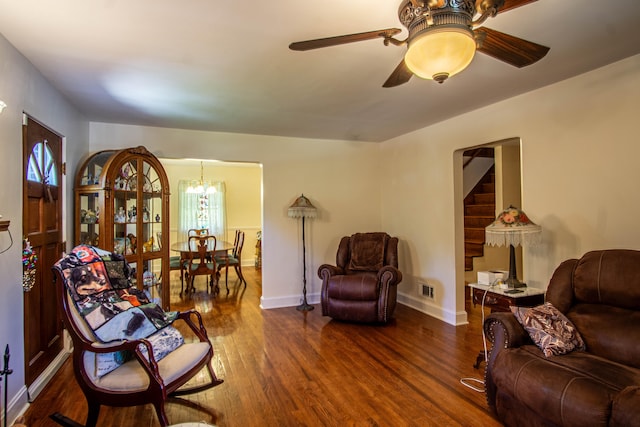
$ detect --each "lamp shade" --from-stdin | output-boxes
[404,25,476,84]
[485,206,542,247]
[288,194,317,219]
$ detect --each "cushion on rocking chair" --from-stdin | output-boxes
[92,341,211,392]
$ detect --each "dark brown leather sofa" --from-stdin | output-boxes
[318,232,402,323]
[484,249,640,427]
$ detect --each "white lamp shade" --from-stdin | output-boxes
[485,206,542,247]
[288,194,317,218]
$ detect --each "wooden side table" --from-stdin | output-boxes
[469,283,545,368]
[470,283,545,312]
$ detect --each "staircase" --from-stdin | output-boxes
[464,166,496,271]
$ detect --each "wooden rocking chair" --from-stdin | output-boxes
[51,249,223,427]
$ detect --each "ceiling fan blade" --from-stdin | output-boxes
[475,27,549,68]
[475,0,536,17]
[498,0,537,14]
[289,28,402,51]
[382,59,413,88]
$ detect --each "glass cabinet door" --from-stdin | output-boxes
[112,159,138,256]
[80,150,113,186]
[141,160,163,255]
[78,191,100,246]
[141,161,164,306]
[112,158,166,307]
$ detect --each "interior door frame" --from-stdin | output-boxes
[22,113,69,399]
[454,138,522,323]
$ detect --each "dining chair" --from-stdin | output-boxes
[215,230,247,291]
[188,228,210,237]
[156,232,189,293]
[184,228,212,288]
[186,235,219,293]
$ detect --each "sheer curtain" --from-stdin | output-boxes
[178,180,227,242]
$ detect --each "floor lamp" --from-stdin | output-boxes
[288,194,317,311]
[485,206,542,288]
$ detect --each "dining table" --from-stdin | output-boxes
[170,239,234,257]
[170,239,234,294]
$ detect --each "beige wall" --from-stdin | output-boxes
[382,54,640,325]
[160,159,262,265]
[88,123,383,309]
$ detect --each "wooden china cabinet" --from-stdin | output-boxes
[74,146,171,310]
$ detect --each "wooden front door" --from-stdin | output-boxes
[23,116,64,386]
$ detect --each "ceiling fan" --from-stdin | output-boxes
[289,0,549,86]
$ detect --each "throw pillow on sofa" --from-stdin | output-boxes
[511,302,586,357]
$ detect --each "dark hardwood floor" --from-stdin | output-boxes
[23,268,500,426]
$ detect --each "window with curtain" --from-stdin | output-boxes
[178,180,227,242]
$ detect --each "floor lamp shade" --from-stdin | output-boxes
[288,194,317,311]
[485,206,542,288]
[287,194,317,219]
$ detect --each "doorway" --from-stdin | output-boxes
[457,138,522,317]
[22,116,65,389]
[159,158,263,295]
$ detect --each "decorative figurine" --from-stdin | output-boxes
[143,236,154,253]
[128,206,137,223]
[115,207,126,223]
[84,209,97,224]
[127,233,137,253]
[143,270,154,288]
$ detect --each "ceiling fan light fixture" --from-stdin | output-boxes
[404,25,476,83]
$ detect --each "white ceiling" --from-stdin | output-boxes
[1,0,639,142]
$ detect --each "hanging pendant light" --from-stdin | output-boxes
[186,161,217,194]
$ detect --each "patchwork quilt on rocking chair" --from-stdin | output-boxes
[54,245,183,376]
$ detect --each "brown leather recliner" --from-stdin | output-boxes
[484,250,640,427]
[318,232,402,324]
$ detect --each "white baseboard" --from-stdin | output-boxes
[260,292,320,309]
[27,348,71,401]
[397,293,468,326]
[260,292,468,326]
